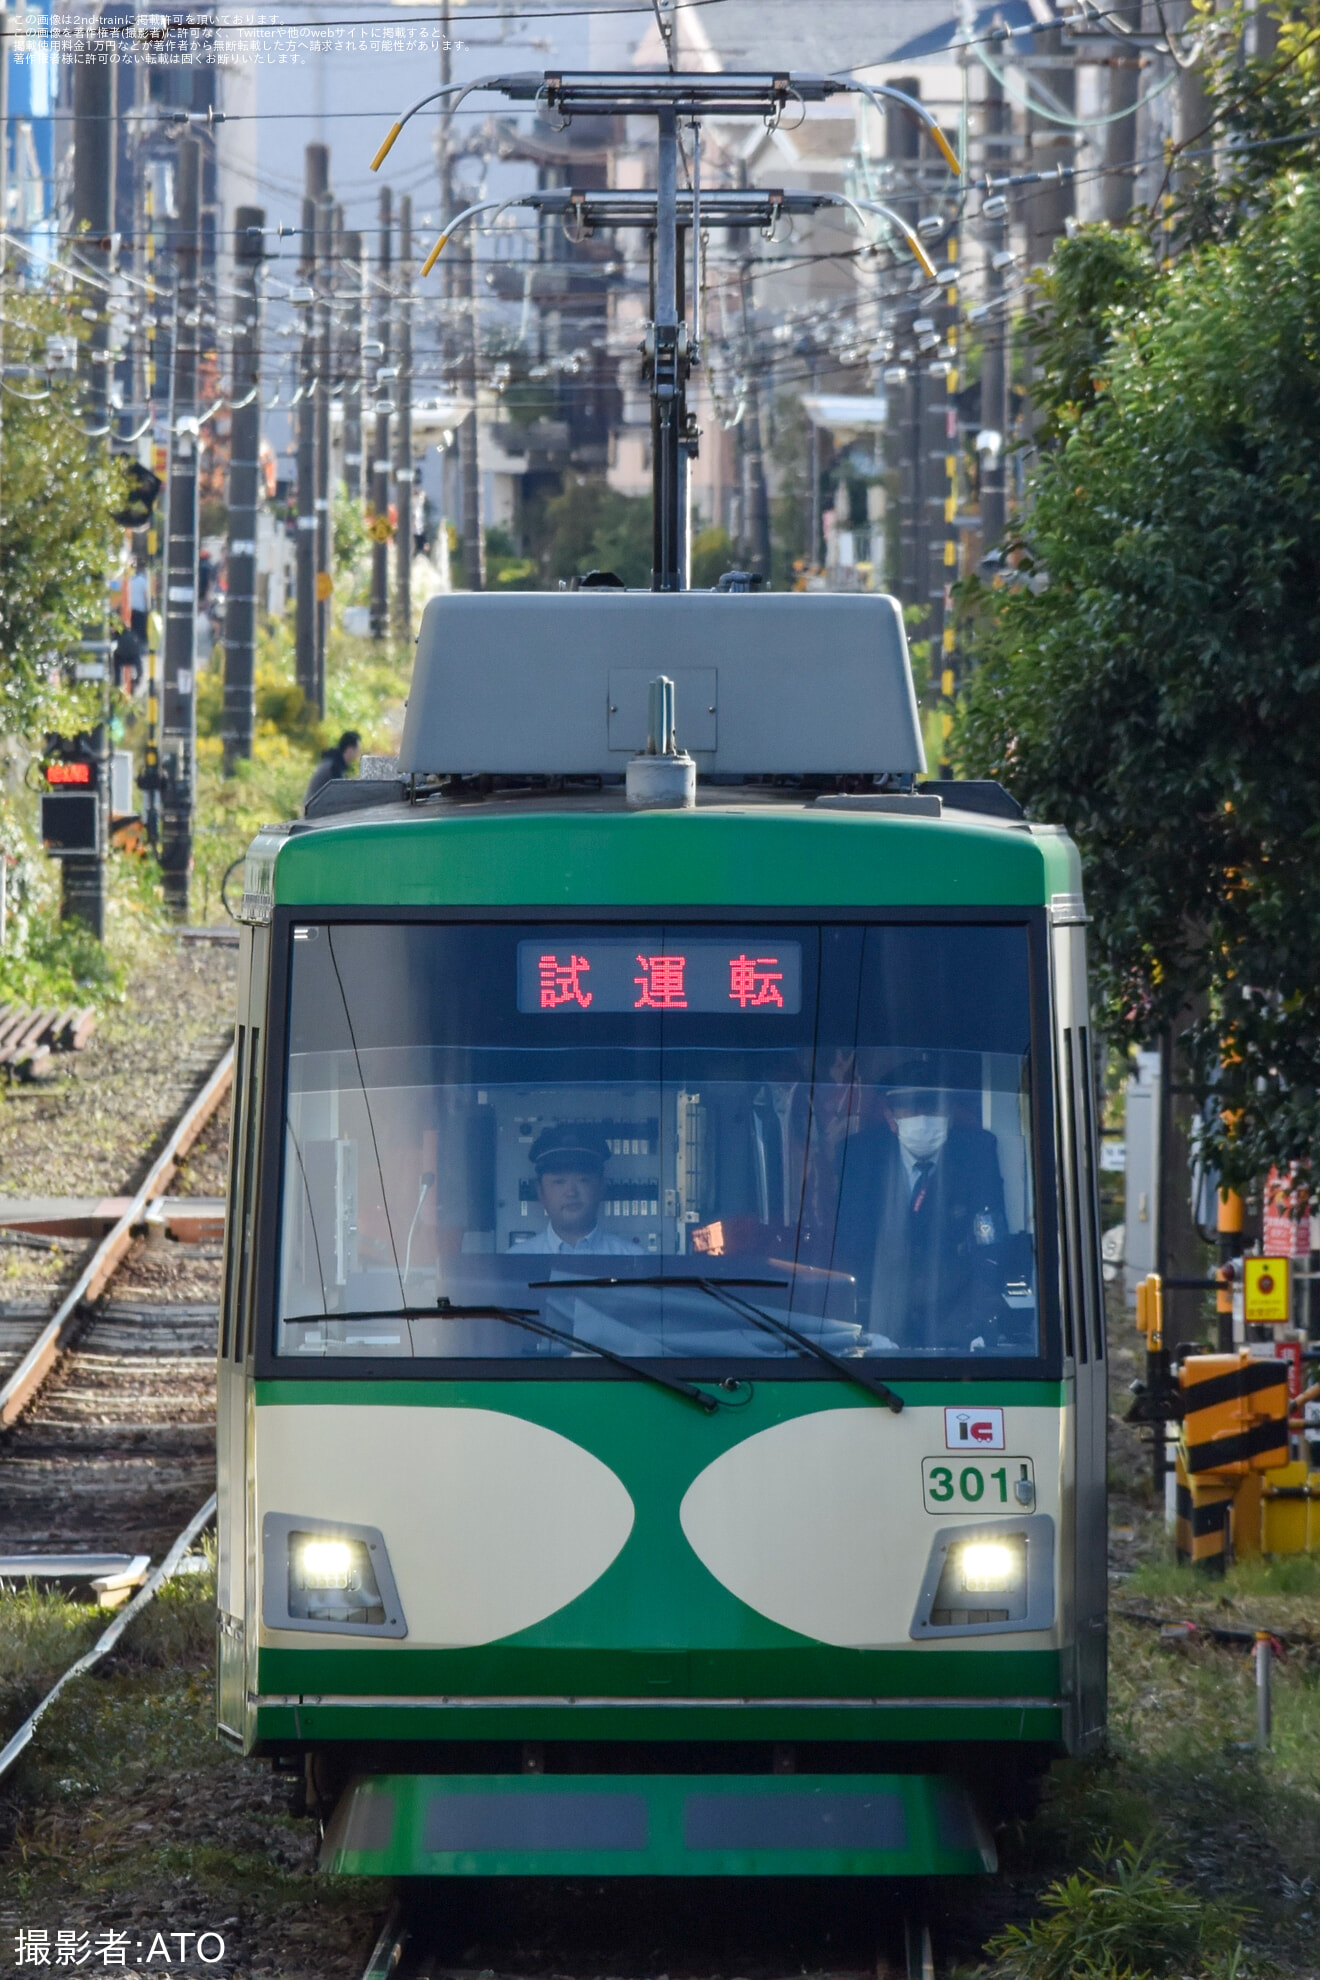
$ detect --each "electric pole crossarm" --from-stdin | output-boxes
[374,71,957,174]
[418,189,935,278]
[508,188,842,228]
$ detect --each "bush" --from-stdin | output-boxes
[981,1840,1250,1980]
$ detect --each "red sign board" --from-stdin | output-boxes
[1263,1167,1312,1258]
[518,939,803,1015]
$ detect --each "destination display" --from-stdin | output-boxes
[517,939,802,1014]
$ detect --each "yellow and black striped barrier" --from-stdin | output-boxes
[1175,1350,1289,1569]
[1174,1454,1237,1569]
[1180,1351,1290,1475]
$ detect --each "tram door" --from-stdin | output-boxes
[216,927,269,1746]
[1051,910,1108,1749]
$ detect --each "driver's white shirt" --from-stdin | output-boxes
[516,1224,638,1255]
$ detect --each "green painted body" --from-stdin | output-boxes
[218,793,1103,1879]
[251,1378,1066,1749]
[269,803,1079,912]
[320,1771,998,1878]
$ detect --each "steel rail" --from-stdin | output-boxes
[361,1905,410,1980]
[0,1493,216,1784]
[0,1042,235,1429]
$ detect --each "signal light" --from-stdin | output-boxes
[42,733,99,791]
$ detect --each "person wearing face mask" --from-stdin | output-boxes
[831,1054,1011,1353]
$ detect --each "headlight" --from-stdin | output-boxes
[289,1532,384,1623]
[910,1517,1053,1639]
[297,1538,356,1589]
[957,1540,1022,1595]
[262,1513,408,1637]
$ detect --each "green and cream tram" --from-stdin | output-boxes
[216,588,1106,1881]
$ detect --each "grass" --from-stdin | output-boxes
[972,1317,1320,1980]
[0,1568,385,1978]
[0,1588,102,1747]
[0,815,175,1013]
[980,1839,1253,1979]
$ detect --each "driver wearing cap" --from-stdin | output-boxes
[518,1123,639,1255]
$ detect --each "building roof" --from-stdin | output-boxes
[631,2,959,75]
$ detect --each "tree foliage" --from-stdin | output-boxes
[1174,1,1320,243]
[0,288,123,737]
[537,475,652,586]
[958,180,1320,1185]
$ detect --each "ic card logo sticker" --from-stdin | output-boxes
[945,1405,1004,1450]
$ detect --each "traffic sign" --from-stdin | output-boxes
[1244,1256,1290,1325]
[316,569,334,601]
[369,515,392,544]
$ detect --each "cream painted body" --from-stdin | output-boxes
[255,1400,1064,1655]
[257,1404,635,1649]
[680,1403,1063,1649]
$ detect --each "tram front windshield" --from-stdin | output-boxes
[276,922,1045,1365]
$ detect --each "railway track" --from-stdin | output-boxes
[358,1910,941,1980]
[0,1045,232,1560]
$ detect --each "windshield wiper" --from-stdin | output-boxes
[327,1302,723,1415]
[533,1276,904,1415]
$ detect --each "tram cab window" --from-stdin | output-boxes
[276,922,1045,1366]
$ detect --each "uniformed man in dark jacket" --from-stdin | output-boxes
[832,1054,1013,1353]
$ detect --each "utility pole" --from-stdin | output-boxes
[978,67,1009,550]
[160,137,201,920]
[65,31,115,937]
[1103,3,1142,223]
[0,8,8,282]
[223,206,264,772]
[435,0,482,588]
[649,107,683,589]
[311,146,332,714]
[437,0,456,562]
[1171,0,1212,197]
[342,229,364,503]
[884,78,922,611]
[932,234,960,777]
[139,179,165,854]
[1026,24,1075,272]
[737,265,769,580]
[394,193,413,640]
[294,184,317,703]
[370,185,392,637]
[457,229,483,590]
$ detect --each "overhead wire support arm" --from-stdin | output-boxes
[833,77,963,176]
[370,74,542,172]
[370,71,961,596]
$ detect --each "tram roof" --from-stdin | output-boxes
[397,591,926,783]
[242,798,1083,921]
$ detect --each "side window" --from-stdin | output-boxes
[233,1027,262,1363]
[220,1027,246,1361]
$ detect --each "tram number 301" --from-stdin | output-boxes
[921,1455,1035,1514]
